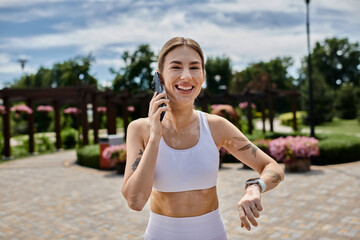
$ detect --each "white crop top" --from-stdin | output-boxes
[153,111,220,192]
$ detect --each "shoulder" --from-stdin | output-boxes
[201,112,233,147]
[127,117,150,146]
[128,117,150,130]
[203,112,230,128]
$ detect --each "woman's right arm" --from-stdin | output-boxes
[121,92,170,211]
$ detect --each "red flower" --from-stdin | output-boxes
[37,105,54,112]
[64,107,81,115]
[102,144,127,164]
[10,104,33,114]
[97,106,107,113]
[0,105,6,114]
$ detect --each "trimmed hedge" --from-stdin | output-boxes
[313,134,360,165]
[0,132,3,156]
[279,111,307,127]
[76,144,100,169]
[223,131,360,165]
[61,128,77,149]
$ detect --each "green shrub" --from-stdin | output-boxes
[76,144,100,169]
[36,135,55,153]
[35,111,53,132]
[279,111,307,127]
[300,68,335,124]
[236,131,360,166]
[334,84,360,119]
[313,134,360,165]
[11,137,29,158]
[246,129,306,142]
[61,128,77,149]
[0,132,3,156]
[12,145,29,158]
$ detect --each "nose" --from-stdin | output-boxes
[180,68,191,80]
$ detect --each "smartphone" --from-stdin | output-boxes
[152,72,166,121]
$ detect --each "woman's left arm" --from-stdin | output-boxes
[208,114,284,231]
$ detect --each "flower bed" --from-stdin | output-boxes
[11,104,33,115]
[36,105,54,112]
[102,144,127,174]
[269,136,319,172]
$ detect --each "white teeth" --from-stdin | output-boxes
[177,85,192,90]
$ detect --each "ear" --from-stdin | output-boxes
[157,70,164,85]
[202,70,206,85]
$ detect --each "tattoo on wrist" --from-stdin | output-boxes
[233,137,258,158]
[132,149,143,171]
[262,170,282,183]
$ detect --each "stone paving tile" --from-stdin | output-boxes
[1,150,360,239]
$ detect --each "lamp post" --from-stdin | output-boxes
[18,58,27,74]
[305,0,315,137]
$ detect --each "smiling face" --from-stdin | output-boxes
[161,46,205,104]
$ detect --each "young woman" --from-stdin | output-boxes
[122,37,284,240]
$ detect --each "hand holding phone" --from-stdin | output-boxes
[152,72,166,121]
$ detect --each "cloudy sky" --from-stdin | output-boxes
[0,0,359,88]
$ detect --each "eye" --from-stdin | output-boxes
[171,66,181,69]
[190,66,200,70]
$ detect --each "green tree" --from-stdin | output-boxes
[205,56,232,94]
[311,37,360,89]
[52,55,97,87]
[12,67,52,88]
[112,44,156,93]
[12,55,97,88]
[231,57,294,113]
[231,57,294,93]
[300,67,335,124]
[334,83,360,119]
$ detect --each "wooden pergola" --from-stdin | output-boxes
[0,87,118,158]
[1,87,298,158]
[196,89,299,134]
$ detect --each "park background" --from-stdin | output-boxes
[0,0,360,239]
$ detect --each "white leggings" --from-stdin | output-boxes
[144,208,227,240]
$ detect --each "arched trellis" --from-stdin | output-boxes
[0,87,298,158]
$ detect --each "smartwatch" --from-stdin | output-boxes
[245,178,266,193]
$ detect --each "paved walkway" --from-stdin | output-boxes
[0,151,359,240]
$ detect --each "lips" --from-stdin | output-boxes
[175,84,194,92]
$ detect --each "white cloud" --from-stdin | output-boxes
[0,0,359,87]
[0,1,69,23]
[0,0,71,8]
[206,0,303,13]
[0,53,37,75]
[0,54,20,74]
[96,58,124,69]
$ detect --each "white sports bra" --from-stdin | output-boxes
[153,111,220,193]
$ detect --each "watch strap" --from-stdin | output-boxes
[245,178,266,193]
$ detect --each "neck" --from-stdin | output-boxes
[164,103,195,132]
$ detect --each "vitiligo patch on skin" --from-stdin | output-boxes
[163,115,199,149]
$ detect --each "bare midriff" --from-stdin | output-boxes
[150,186,219,217]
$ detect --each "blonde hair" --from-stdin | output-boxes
[157,37,205,73]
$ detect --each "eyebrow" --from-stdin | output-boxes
[169,60,201,65]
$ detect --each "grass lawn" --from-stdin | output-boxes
[314,118,360,135]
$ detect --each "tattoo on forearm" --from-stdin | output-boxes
[233,137,258,158]
[132,149,143,171]
[262,170,282,183]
